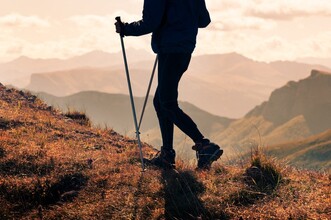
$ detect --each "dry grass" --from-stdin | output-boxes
[64,109,91,127]
[0,84,330,219]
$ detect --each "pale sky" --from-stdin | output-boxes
[1,0,331,63]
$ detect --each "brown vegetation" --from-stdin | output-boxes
[0,84,330,219]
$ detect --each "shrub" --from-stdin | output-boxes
[245,150,283,193]
[65,110,91,126]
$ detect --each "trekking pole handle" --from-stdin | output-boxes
[115,16,124,38]
[115,16,121,23]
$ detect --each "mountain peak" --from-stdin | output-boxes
[311,69,331,77]
[15,55,31,60]
[210,52,251,62]
[11,55,34,63]
[225,51,248,58]
[247,70,331,133]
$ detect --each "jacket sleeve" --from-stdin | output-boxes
[123,0,166,36]
[198,0,211,28]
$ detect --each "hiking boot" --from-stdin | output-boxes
[145,147,176,169]
[192,139,223,170]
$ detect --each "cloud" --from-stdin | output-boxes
[196,28,331,62]
[69,15,113,28]
[0,35,26,62]
[2,2,331,63]
[246,1,331,20]
[6,44,24,55]
[69,12,141,29]
[210,13,276,31]
[0,10,152,63]
[207,0,331,21]
[205,0,331,34]
[0,13,50,28]
[303,31,331,56]
[207,1,276,32]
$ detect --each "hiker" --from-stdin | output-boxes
[115,0,223,169]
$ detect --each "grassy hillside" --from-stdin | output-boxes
[265,129,331,171]
[1,83,330,219]
[37,91,233,160]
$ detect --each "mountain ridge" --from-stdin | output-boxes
[25,52,331,118]
[297,57,331,69]
[246,69,331,133]
[207,69,331,169]
[0,49,154,87]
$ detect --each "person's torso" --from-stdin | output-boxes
[152,0,200,53]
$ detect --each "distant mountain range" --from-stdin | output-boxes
[20,51,330,118]
[297,57,331,69]
[36,69,331,168]
[0,49,153,88]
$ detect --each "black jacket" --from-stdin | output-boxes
[123,0,211,54]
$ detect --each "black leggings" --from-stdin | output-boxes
[153,53,204,149]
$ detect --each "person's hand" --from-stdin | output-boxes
[115,21,122,33]
[114,19,124,36]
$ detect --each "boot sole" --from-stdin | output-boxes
[198,148,223,170]
[209,149,223,162]
[210,148,223,162]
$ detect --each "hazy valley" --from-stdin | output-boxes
[2,50,330,118]
[36,69,331,171]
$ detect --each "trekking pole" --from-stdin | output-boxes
[138,55,158,130]
[116,16,145,171]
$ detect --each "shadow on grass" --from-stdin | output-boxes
[0,172,88,214]
[161,169,211,219]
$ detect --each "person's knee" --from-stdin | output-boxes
[160,101,179,116]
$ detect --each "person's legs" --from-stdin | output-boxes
[151,53,222,169]
[153,88,174,149]
[156,53,204,144]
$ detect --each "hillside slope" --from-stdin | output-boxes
[265,129,331,171]
[37,91,233,159]
[214,69,331,155]
[247,69,331,134]
[1,83,330,219]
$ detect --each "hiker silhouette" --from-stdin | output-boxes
[115,0,223,169]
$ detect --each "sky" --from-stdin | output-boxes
[1,0,331,63]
